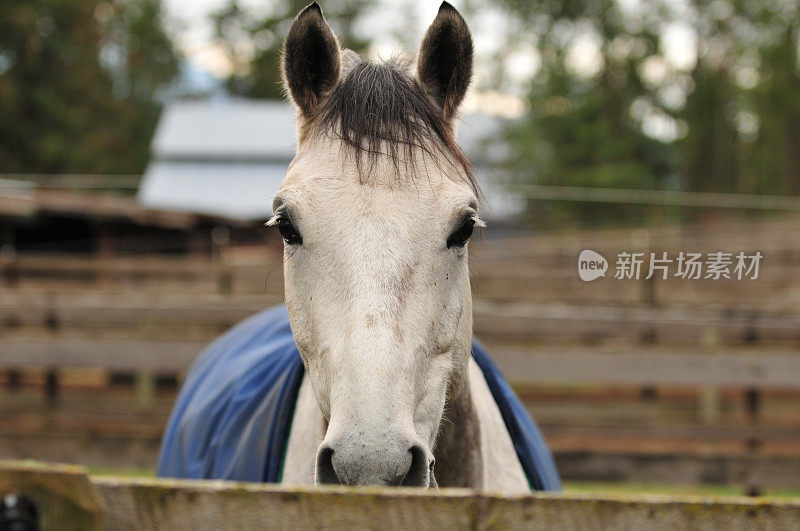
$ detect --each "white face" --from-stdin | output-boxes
[271,135,480,486]
[278,0,476,487]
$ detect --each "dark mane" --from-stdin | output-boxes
[308,59,476,192]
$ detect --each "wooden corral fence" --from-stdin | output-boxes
[3,319,800,397]
[2,215,800,489]
[2,244,799,310]
[5,345,800,487]
[1,461,799,530]
[3,297,800,488]
[3,210,800,310]
[3,296,800,404]
[3,294,800,344]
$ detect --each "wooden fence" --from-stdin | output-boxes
[3,334,800,390]
[2,298,798,487]
[3,215,800,309]
[2,219,799,489]
[1,289,798,424]
[2,295,798,345]
[1,461,799,530]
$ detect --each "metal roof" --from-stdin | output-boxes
[140,161,284,222]
[151,99,297,161]
[139,99,521,221]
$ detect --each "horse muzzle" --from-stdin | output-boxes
[315,435,433,487]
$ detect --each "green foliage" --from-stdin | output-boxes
[497,1,674,225]
[212,0,371,99]
[0,0,179,175]
[738,8,800,195]
[495,0,800,224]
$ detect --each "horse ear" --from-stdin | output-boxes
[282,3,341,118]
[417,2,473,121]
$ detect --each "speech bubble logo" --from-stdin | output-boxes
[578,250,608,281]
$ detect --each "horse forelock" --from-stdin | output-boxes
[301,58,478,196]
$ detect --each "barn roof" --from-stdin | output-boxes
[138,99,520,221]
[150,100,297,162]
[0,178,199,230]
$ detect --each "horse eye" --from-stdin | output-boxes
[447,218,475,248]
[277,217,302,245]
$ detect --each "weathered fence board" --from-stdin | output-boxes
[95,477,478,530]
[2,296,799,344]
[472,300,800,343]
[0,337,204,372]
[490,347,800,387]
[3,222,799,307]
[2,462,800,529]
[4,335,800,388]
[555,451,800,490]
[0,461,104,530]
[96,476,800,530]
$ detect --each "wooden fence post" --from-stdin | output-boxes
[5,369,21,392]
[212,225,232,296]
[0,244,17,287]
[136,371,156,408]
[45,370,59,407]
[699,327,721,425]
[94,222,115,286]
[744,386,763,496]
[0,461,105,530]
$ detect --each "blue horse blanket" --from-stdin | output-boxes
[157,305,561,491]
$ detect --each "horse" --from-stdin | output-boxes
[157,2,560,493]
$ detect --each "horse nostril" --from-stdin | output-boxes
[401,445,430,487]
[315,446,341,485]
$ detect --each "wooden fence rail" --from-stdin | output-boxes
[3,244,799,309]
[1,461,799,530]
[2,297,799,344]
[3,337,800,389]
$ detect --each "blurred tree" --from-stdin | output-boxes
[0,0,179,175]
[212,0,371,99]
[496,0,676,224]
[680,65,739,193]
[679,2,740,194]
[737,2,800,195]
[494,0,800,224]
